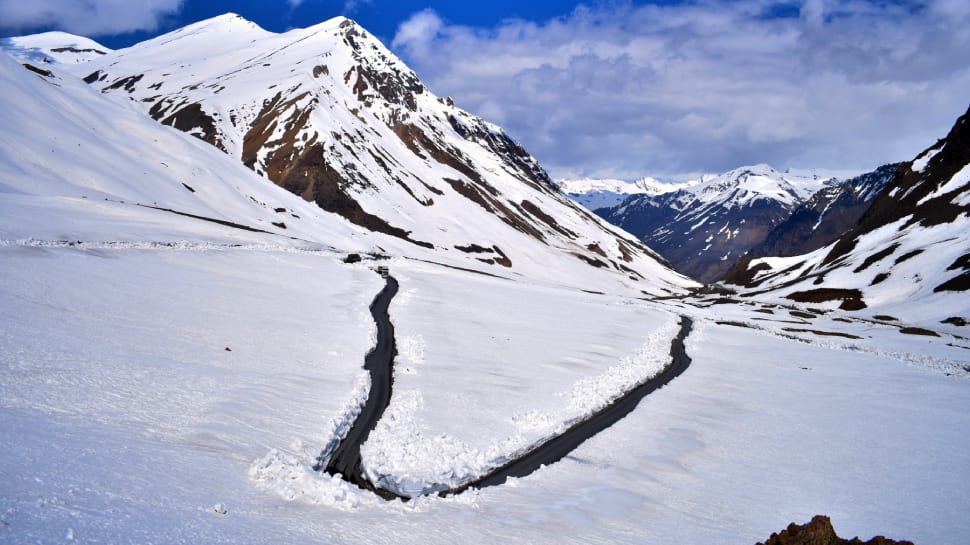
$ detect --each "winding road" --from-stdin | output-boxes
[316,270,694,500]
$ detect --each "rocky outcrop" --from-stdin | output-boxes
[757,515,914,545]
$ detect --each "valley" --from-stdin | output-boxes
[1,9,968,545]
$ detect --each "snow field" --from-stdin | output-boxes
[0,245,387,538]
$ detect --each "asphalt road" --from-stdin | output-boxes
[320,274,403,500]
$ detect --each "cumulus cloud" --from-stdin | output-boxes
[392,1,970,180]
[0,0,185,36]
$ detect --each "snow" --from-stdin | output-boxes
[917,162,970,205]
[912,142,944,173]
[733,205,970,332]
[37,14,694,296]
[5,261,968,544]
[1,32,111,64]
[559,164,831,214]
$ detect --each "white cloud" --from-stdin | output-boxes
[0,0,185,36]
[392,1,970,180]
[342,0,374,13]
[391,8,443,52]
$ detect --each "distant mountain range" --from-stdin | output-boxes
[553,177,697,210]
[589,165,837,282]
[745,163,902,259]
[560,162,912,284]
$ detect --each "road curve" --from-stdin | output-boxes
[316,273,693,500]
[444,315,694,495]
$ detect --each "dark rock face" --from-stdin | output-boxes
[757,515,914,545]
[751,163,902,258]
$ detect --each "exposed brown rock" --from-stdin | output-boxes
[757,515,914,545]
[442,177,547,242]
[899,327,939,337]
[782,328,863,339]
[242,91,314,178]
[280,143,432,248]
[22,63,53,78]
[151,101,223,151]
[725,258,774,287]
[751,164,901,261]
[935,271,970,293]
[520,199,578,239]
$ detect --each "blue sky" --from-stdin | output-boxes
[1,1,968,180]
[0,0,605,50]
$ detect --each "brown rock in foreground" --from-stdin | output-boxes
[757,515,914,545]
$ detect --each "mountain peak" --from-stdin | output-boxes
[186,12,264,30]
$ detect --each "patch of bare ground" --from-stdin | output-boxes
[781,328,863,340]
[716,321,754,328]
[787,288,867,311]
[899,327,940,337]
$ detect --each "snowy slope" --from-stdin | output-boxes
[554,176,696,210]
[725,106,970,331]
[0,51,369,250]
[4,246,969,544]
[37,14,694,296]
[598,164,835,282]
[1,31,111,64]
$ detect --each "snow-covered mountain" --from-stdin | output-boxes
[597,164,835,282]
[748,163,903,259]
[725,105,970,329]
[25,13,690,295]
[554,177,696,210]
